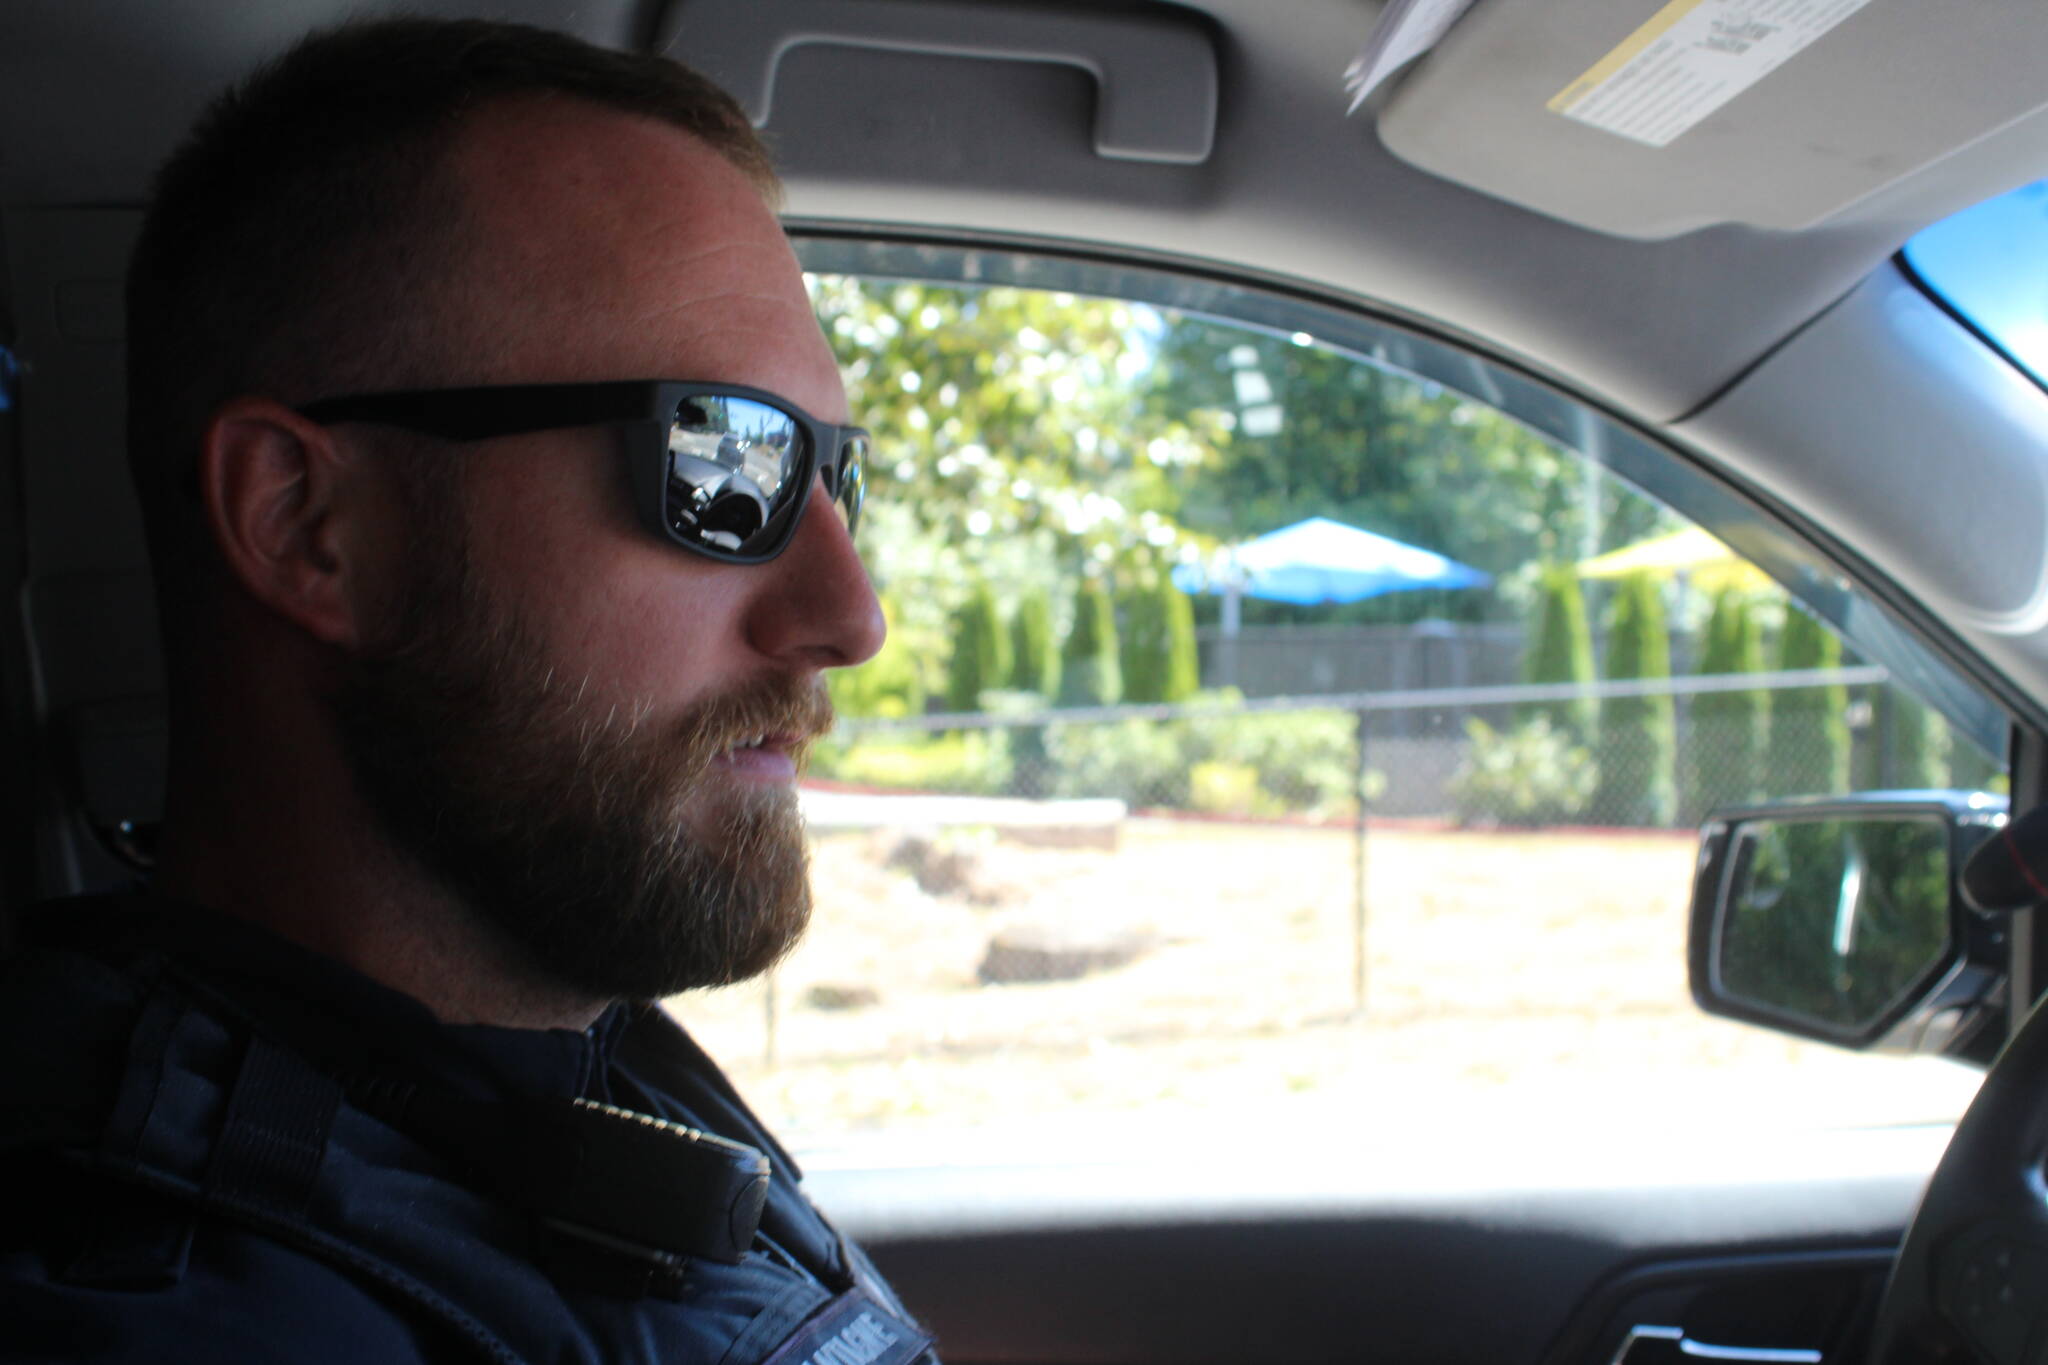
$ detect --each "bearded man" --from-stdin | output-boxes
[0,19,932,1364]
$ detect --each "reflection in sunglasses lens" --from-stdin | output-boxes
[664,396,805,555]
[839,436,866,535]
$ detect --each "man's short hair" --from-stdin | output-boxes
[125,17,776,573]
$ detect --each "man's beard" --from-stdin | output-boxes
[331,510,829,1002]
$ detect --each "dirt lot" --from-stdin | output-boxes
[670,817,1984,1163]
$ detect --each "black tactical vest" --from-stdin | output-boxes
[0,895,936,1365]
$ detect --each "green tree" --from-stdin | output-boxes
[810,277,1245,700]
[1150,323,1669,597]
[826,593,927,719]
[944,582,1010,713]
[1058,580,1122,708]
[813,277,1221,583]
[1000,591,1062,798]
[815,274,1693,693]
[1157,580,1200,703]
[1007,590,1060,697]
[1884,693,1952,790]
[1118,576,1201,704]
[1519,565,1597,747]
[1688,589,1770,817]
[1768,605,1850,797]
[1118,583,1161,704]
[1593,572,1675,827]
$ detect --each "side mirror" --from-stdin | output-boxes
[1688,792,2009,1065]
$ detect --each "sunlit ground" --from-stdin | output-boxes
[671,818,1985,1168]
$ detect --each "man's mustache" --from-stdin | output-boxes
[668,673,836,766]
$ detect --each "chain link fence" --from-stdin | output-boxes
[809,666,2010,992]
[672,669,1999,1138]
[797,667,1995,995]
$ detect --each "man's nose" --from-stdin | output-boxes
[743,474,887,669]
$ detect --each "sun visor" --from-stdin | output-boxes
[1375,0,2048,238]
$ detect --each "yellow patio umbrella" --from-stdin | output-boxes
[1577,525,1775,594]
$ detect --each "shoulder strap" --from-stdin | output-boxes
[204,1031,343,1218]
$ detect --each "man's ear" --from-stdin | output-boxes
[197,396,380,650]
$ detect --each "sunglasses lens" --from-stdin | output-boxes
[663,396,807,557]
[837,434,867,537]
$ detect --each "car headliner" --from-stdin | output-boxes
[6,0,2048,718]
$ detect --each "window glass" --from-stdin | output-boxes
[1903,178,2048,389]
[673,245,2002,1165]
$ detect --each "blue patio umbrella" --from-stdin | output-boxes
[1171,517,1491,688]
[1171,516,1491,605]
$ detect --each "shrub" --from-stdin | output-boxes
[1118,583,1157,703]
[1519,565,1597,746]
[1009,690,1380,817]
[1158,580,1200,703]
[980,688,1052,798]
[1949,726,2003,795]
[1885,692,1952,789]
[1048,716,1188,806]
[1767,604,1850,797]
[1188,761,1267,817]
[1007,590,1060,697]
[1058,580,1122,708]
[944,582,1010,713]
[826,593,926,719]
[808,730,1011,795]
[1121,577,1200,705]
[1450,716,1596,828]
[1205,705,1369,817]
[1687,588,1769,818]
[1593,572,1676,826]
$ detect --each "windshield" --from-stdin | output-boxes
[1902,178,2048,390]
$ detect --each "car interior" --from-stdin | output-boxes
[9,1,2048,1362]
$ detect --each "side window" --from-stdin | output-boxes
[675,250,2002,1160]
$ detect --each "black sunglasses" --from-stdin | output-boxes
[297,380,867,564]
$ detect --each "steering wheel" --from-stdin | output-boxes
[1870,988,2048,1364]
